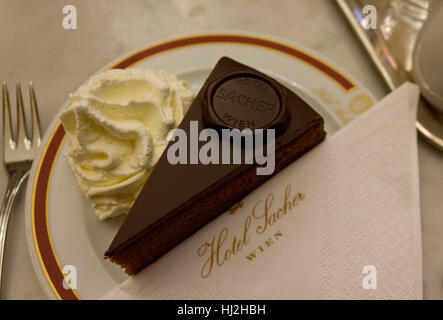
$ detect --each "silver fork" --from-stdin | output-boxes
[1,82,41,299]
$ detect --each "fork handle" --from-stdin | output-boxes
[0,168,29,299]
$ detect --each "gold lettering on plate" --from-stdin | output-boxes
[349,94,372,114]
[196,184,305,279]
[313,87,373,124]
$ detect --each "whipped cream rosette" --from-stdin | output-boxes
[60,69,194,220]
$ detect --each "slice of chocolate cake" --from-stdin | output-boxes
[105,57,326,275]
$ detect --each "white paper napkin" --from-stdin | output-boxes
[103,83,422,300]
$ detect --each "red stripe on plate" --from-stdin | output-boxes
[34,125,79,299]
[112,34,355,91]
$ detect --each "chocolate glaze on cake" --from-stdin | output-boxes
[105,57,326,275]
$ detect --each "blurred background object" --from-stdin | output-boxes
[412,1,443,113]
[338,0,443,150]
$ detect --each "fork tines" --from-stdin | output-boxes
[2,81,41,164]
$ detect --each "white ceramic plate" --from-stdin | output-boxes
[25,31,376,299]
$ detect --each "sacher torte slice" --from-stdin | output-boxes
[105,57,326,274]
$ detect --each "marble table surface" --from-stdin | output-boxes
[0,0,442,300]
